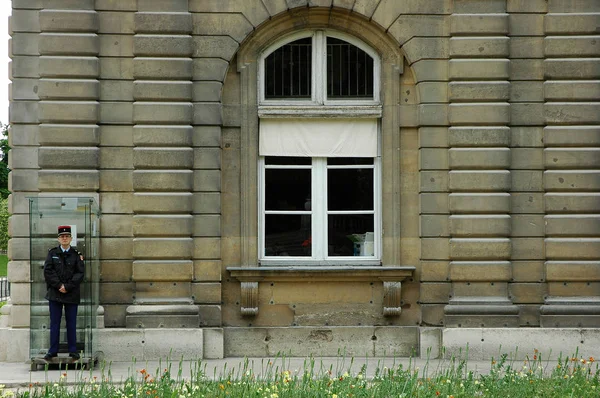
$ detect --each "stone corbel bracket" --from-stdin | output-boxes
[227,266,415,317]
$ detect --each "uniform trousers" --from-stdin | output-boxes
[48,300,78,355]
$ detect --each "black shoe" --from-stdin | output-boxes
[69,352,80,360]
[43,353,57,361]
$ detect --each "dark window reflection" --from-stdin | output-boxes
[327,37,374,99]
[265,215,311,256]
[328,214,374,256]
[265,38,312,99]
[265,169,311,211]
[328,158,374,166]
[266,156,311,165]
[328,168,373,211]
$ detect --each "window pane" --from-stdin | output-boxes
[328,168,373,210]
[265,156,311,165]
[328,214,374,256]
[265,169,311,211]
[328,157,374,166]
[265,37,312,99]
[327,37,374,99]
[265,215,311,256]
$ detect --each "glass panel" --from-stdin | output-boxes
[265,215,311,256]
[328,214,374,257]
[29,197,100,364]
[328,168,374,210]
[328,157,374,166]
[265,169,311,211]
[265,156,311,165]
[265,37,312,99]
[327,37,374,99]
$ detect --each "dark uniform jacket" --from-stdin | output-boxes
[43,246,85,304]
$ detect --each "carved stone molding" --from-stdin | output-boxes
[240,282,259,317]
[383,282,402,317]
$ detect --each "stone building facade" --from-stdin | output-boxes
[1,0,600,361]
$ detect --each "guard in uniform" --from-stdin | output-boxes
[43,225,85,361]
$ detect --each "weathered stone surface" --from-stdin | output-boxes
[193,170,221,192]
[194,260,222,282]
[133,215,193,236]
[134,57,192,80]
[450,37,509,58]
[450,238,511,260]
[449,103,509,125]
[545,36,600,57]
[193,82,222,102]
[510,37,544,58]
[134,102,193,124]
[420,148,448,170]
[39,33,99,56]
[511,170,543,192]
[450,261,511,281]
[39,101,98,123]
[510,81,544,102]
[451,14,508,35]
[546,238,600,260]
[450,59,510,80]
[511,59,543,80]
[545,59,600,80]
[449,127,510,147]
[100,192,133,213]
[8,147,38,169]
[512,238,544,260]
[403,38,448,63]
[135,12,192,34]
[544,126,600,147]
[511,215,544,237]
[132,260,193,281]
[40,10,98,32]
[545,81,600,101]
[100,170,133,191]
[450,215,511,237]
[38,170,99,191]
[511,148,543,170]
[545,193,600,213]
[412,60,448,82]
[544,171,600,192]
[99,102,133,124]
[191,282,221,303]
[512,127,543,147]
[449,148,510,169]
[10,78,39,101]
[546,215,600,236]
[545,13,600,34]
[11,32,39,56]
[420,282,451,303]
[511,193,543,214]
[449,171,511,192]
[132,170,193,191]
[193,237,221,259]
[133,81,191,101]
[99,126,133,147]
[454,0,506,13]
[98,11,135,34]
[193,215,221,237]
[193,58,228,81]
[133,148,193,169]
[388,15,448,45]
[192,13,253,43]
[420,171,448,192]
[38,79,98,100]
[38,147,98,168]
[10,56,39,78]
[100,80,133,101]
[421,215,449,237]
[133,193,193,213]
[133,125,192,146]
[508,14,544,36]
[449,193,510,213]
[545,148,600,169]
[134,34,192,57]
[449,82,510,102]
[100,282,135,304]
[133,238,193,259]
[421,238,450,260]
[546,261,600,281]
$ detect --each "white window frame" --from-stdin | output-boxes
[259,155,382,266]
[258,30,381,107]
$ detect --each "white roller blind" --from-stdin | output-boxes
[259,118,377,157]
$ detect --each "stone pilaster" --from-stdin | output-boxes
[540,1,600,327]
[444,0,518,327]
[126,0,199,328]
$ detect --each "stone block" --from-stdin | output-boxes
[133,102,193,124]
[511,193,544,214]
[548,0,600,12]
[39,124,98,146]
[545,81,600,101]
[133,192,193,213]
[194,148,221,169]
[9,192,34,215]
[203,328,224,357]
[399,105,419,127]
[449,126,510,147]
[449,238,511,260]
[419,148,448,170]
[191,282,221,303]
[100,57,134,80]
[546,103,600,125]
[511,215,544,237]
[96,329,143,361]
[449,59,509,80]
[512,261,544,282]
[374,326,419,356]
[8,283,30,305]
[546,215,600,236]
[449,148,510,169]
[544,126,600,147]
[100,80,133,101]
[193,58,228,81]
[134,57,193,80]
[449,215,511,237]
[545,36,600,57]
[143,329,203,360]
[38,101,98,123]
[403,37,449,63]
[510,81,543,103]
[449,103,509,125]
[411,60,448,82]
[545,13,600,34]
[99,237,133,259]
[132,170,193,191]
[193,36,238,59]
[10,56,39,78]
[138,0,188,11]
[194,260,222,282]
[192,13,253,43]
[545,193,600,213]
[8,147,38,169]
[511,238,544,260]
[450,261,511,282]
[510,59,543,80]
[99,102,133,124]
[133,214,193,236]
[450,14,508,35]
[511,170,543,192]
[193,237,221,259]
[420,261,449,282]
[38,170,99,191]
[8,238,30,261]
[8,261,30,283]
[511,148,543,170]
[544,171,600,192]
[510,37,544,59]
[546,261,600,281]
[99,147,133,169]
[100,282,135,304]
[100,170,133,191]
[134,34,192,57]
[420,215,449,237]
[39,33,99,56]
[545,148,600,169]
[388,15,448,45]
[511,127,543,147]
[98,11,135,34]
[420,193,449,214]
[98,34,133,57]
[132,260,193,282]
[420,282,451,303]
[420,171,448,192]
[193,103,223,126]
[193,82,222,102]
[11,32,39,56]
[449,81,509,102]
[9,101,38,123]
[100,192,133,214]
[507,0,547,12]
[9,169,38,192]
[95,0,137,11]
[223,327,268,357]
[38,147,98,168]
[133,125,192,146]
[449,171,511,192]
[11,9,40,32]
[10,304,31,328]
[40,10,98,32]
[418,127,448,148]
[544,59,600,80]
[193,126,221,147]
[133,148,193,169]
[508,14,544,36]
[193,170,221,192]
[10,78,39,101]
[453,0,506,13]
[547,281,600,296]
[421,238,450,260]
[193,215,221,237]
[452,281,508,297]
[449,193,510,214]
[450,37,509,58]
[100,260,132,282]
[133,238,193,259]
[135,12,192,34]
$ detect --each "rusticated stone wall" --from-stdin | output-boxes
[5,0,600,352]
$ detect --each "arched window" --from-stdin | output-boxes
[258,31,382,265]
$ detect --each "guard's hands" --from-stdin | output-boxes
[59,284,67,294]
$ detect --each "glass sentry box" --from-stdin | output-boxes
[29,197,100,370]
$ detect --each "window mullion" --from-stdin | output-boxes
[314,31,325,105]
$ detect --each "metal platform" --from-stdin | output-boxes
[30,355,95,371]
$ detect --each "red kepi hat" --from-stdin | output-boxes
[57,225,72,236]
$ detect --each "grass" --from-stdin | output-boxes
[0,254,6,277]
[4,350,599,398]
